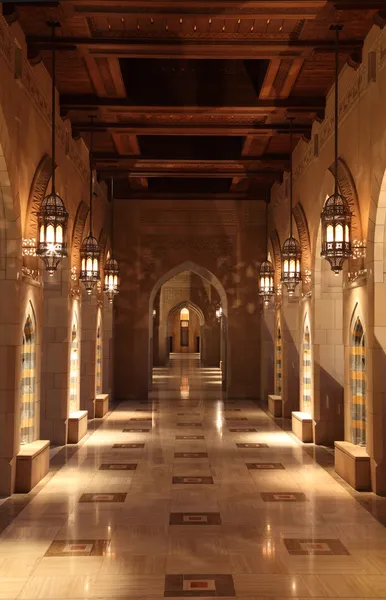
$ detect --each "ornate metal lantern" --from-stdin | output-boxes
[281,236,302,296]
[36,192,68,275]
[80,233,100,295]
[79,120,100,294]
[259,200,275,305]
[103,179,120,302]
[259,260,275,305]
[320,25,352,274]
[281,118,302,296]
[36,22,68,275]
[215,305,223,321]
[104,256,120,303]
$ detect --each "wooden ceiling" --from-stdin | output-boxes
[5,1,383,200]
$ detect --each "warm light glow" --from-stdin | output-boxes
[335,223,344,242]
[39,225,45,243]
[56,225,63,243]
[345,224,350,242]
[327,224,334,242]
[284,259,289,273]
[86,257,92,271]
[93,257,98,271]
[180,308,189,321]
[289,259,295,273]
[46,224,55,243]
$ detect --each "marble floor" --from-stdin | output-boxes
[1,354,386,599]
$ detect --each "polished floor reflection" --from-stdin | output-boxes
[1,355,386,599]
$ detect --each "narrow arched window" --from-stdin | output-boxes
[351,316,366,446]
[275,322,282,395]
[303,324,312,411]
[95,311,102,395]
[69,313,80,413]
[20,312,36,445]
[180,308,189,347]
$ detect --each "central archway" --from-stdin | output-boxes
[148,261,228,390]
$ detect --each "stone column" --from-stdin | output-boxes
[260,304,275,404]
[103,299,113,397]
[80,292,98,417]
[40,261,71,445]
[281,292,300,418]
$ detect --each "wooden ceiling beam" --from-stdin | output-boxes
[26,35,363,60]
[72,120,311,135]
[98,167,283,179]
[63,0,326,20]
[60,96,325,113]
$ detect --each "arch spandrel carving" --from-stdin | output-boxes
[25,154,52,240]
[293,202,311,278]
[269,229,282,289]
[71,200,89,273]
[329,157,363,242]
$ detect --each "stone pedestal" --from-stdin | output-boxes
[268,394,283,417]
[68,410,88,444]
[292,411,313,442]
[95,394,109,418]
[335,441,371,491]
[15,440,50,493]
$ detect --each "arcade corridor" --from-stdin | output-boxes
[1,356,386,599]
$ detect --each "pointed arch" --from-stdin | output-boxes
[95,308,103,395]
[269,230,282,289]
[69,307,80,413]
[275,314,282,395]
[20,302,37,445]
[168,300,206,327]
[329,158,363,243]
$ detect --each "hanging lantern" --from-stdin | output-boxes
[216,305,223,321]
[79,118,100,294]
[80,234,100,295]
[36,22,68,275]
[321,192,351,274]
[281,117,302,296]
[103,179,120,302]
[259,260,275,305]
[320,25,352,274]
[281,236,302,296]
[259,199,275,305]
[104,256,120,303]
[36,192,68,275]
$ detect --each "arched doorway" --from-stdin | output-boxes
[20,307,37,445]
[350,316,366,447]
[167,301,206,356]
[149,261,228,390]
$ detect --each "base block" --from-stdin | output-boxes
[334,441,371,491]
[268,394,283,417]
[292,411,313,442]
[95,394,109,418]
[68,410,88,444]
[15,440,50,493]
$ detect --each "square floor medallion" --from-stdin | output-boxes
[284,538,349,555]
[99,463,137,471]
[45,539,111,557]
[177,413,201,416]
[136,408,158,412]
[174,452,208,458]
[130,417,152,421]
[176,436,205,440]
[172,476,214,485]
[123,428,151,433]
[237,443,268,448]
[177,423,202,427]
[113,443,145,449]
[247,463,285,470]
[229,428,257,433]
[225,418,248,421]
[224,408,242,412]
[261,492,308,502]
[170,512,222,525]
[79,493,127,503]
[164,574,235,597]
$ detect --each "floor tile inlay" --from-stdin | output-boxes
[261,492,308,502]
[174,452,208,458]
[45,539,111,557]
[99,463,137,470]
[246,462,285,470]
[169,512,222,525]
[79,493,127,503]
[172,476,214,485]
[284,538,350,555]
[113,443,145,448]
[164,574,235,597]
